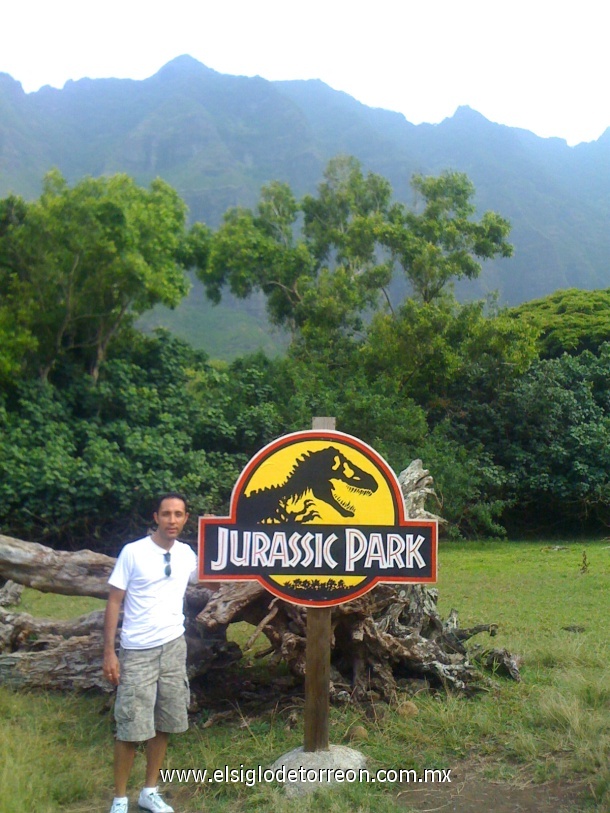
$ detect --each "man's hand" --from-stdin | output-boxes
[103,650,121,685]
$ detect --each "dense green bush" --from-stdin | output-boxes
[6,167,610,546]
[416,423,509,539]
[452,345,610,531]
[0,333,275,551]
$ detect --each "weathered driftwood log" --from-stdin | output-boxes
[0,464,518,698]
[398,459,447,528]
[0,533,213,608]
[0,534,227,691]
[196,581,499,700]
[0,608,107,690]
[0,534,115,598]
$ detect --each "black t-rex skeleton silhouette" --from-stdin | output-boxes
[237,446,379,525]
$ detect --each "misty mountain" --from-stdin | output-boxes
[2,55,609,355]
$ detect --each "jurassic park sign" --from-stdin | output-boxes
[198,430,437,607]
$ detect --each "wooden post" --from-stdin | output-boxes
[303,416,335,752]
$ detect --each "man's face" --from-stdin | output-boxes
[154,498,189,544]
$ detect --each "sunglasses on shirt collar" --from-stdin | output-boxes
[163,551,171,577]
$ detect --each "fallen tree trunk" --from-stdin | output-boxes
[0,534,230,691]
[195,580,502,701]
[0,534,115,598]
[0,607,107,690]
[0,462,519,698]
[0,533,213,609]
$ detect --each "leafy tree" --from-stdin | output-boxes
[199,158,514,356]
[383,171,513,303]
[363,297,537,413]
[0,196,35,380]
[0,171,210,382]
[202,159,392,343]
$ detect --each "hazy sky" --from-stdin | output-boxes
[2,0,607,146]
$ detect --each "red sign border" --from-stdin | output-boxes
[198,430,438,606]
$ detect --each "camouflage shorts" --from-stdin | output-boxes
[114,635,189,742]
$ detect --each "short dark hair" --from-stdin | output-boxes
[154,492,189,515]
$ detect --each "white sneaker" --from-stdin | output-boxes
[109,799,128,813]
[138,788,174,813]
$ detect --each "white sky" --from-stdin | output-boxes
[1,0,608,146]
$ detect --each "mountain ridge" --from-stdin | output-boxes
[2,56,609,356]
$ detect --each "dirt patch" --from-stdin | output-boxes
[396,761,592,813]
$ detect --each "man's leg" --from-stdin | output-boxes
[113,644,160,803]
[138,637,188,811]
[145,731,170,787]
[114,739,138,796]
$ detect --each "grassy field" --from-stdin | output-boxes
[1,539,608,812]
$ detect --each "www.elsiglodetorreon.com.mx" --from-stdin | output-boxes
[160,766,452,787]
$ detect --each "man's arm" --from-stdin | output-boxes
[103,586,125,685]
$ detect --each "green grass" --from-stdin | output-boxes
[17,589,105,620]
[1,540,608,811]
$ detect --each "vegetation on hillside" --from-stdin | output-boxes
[508,288,610,358]
[1,161,610,549]
[3,56,610,317]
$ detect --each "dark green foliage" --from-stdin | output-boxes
[416,424,509,539]
[452,345,610,531]
[0,333,267,551]
[6,160,610,546]
[217,350,429,477]
[364,296,538,414]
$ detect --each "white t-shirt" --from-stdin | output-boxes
[108,536,198,650]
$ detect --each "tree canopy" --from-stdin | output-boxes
[195,158,539,537]
[0,171,210,382]
[508,288,610,358]
[199,156,513,346]
[3,160,610,545]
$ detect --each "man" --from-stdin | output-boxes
[103,493,198,813]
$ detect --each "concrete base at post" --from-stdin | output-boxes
[270,744,367,798]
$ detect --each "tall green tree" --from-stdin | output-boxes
[0,195,36,380]
[384,171,513,303]
[0,171,210,382]
[199,158,514,348]
[364,297,538,409]
[202,159,392,342]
